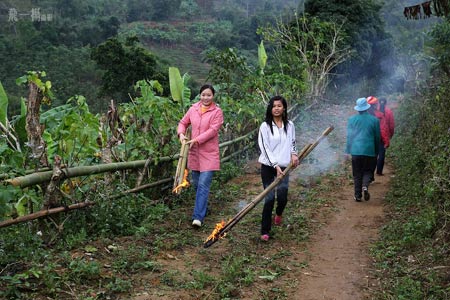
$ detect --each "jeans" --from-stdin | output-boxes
[191,170,214,222]
[376,143,386,175]
[260,164,289,235]
[352,155,377,199]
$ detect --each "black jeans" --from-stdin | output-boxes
[351,155,377,199]
[376,143,386,175]
[260,164,289,235]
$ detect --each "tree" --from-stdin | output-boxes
[126,0,154,22]
[261,15,352,103]
[203,47,250,97]
[430,20,450,76]
[178,0,199,20]
[91,36,168,102]
[151,0,182,21]
[304,0,393,90]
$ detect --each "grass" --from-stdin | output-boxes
[0,162,348,299]
[369,85,450,299]
[146,42,210,84]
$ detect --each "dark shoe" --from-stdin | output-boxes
[363,187,370,201]
[354,196,362,202]
[376,172,383,176]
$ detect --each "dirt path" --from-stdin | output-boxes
[292,166,390,300]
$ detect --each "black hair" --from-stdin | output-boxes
[379,97,387,113]
[200,84,215,95]
[265,95,288,134]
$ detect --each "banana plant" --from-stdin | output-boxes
[0,81,22,152]
[169,66,191,112]
[258,40,268,75]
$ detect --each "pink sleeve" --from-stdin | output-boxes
[177,108,192,136]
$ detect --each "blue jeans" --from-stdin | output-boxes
[191,170,214,222]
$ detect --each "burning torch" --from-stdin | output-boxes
[203,126,334,248]
[173,128,191,194]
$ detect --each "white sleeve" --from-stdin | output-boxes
[289,121,297,154]
[258,123,278,167]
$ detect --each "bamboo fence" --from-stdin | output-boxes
[1,104,302,227]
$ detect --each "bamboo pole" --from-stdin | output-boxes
[0,201,95,228]
[221,144,252,163]
[7,157,174,188]
[173,128,191,194]
[203,126,334,248]
[173,140,186,190]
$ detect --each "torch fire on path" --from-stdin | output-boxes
[203,126,334,248]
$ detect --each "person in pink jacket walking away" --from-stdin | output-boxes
[178,84,224,227]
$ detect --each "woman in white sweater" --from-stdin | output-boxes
[258,96,299,241]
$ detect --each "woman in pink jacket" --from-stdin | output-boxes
[177,84,224,227]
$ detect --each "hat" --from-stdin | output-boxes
[354,98,370,111]
[367,96,379,105]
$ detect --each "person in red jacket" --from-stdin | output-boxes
[376,97,395,175]
[178,84,224,227]
[367,96,395,176]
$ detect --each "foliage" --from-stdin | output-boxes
[0,81,8,126]
[122,22,184,45]
[91,36,169,102]
[169,66,191,112]
[258,40,268,75]
[0,81,24,153]
[117,79,182,161]
[304,0,393,93]
[203,44,306,111]
[178,0,200,20]
[260,14,352,103]
[372,31,450,299]
[0,0,303,117]
[430,20,450,76]
[204,47,251,96]
[16,71,54,105]
[40,95,100,166]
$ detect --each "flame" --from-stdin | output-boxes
[205,220,228,243]
[172,169,190,194]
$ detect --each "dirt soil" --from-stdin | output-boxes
[288,168,389,300]
[129,103,392,300]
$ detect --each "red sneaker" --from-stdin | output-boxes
[261,234,270,241]
[274,215,282,226]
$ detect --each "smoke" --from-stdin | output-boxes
[291,105,348,180]
[374,0,441,97]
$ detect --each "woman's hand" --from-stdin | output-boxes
[291,154,299,168]
[179,133,187,143]
[186,139,198,148]
[275,165,284,178]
